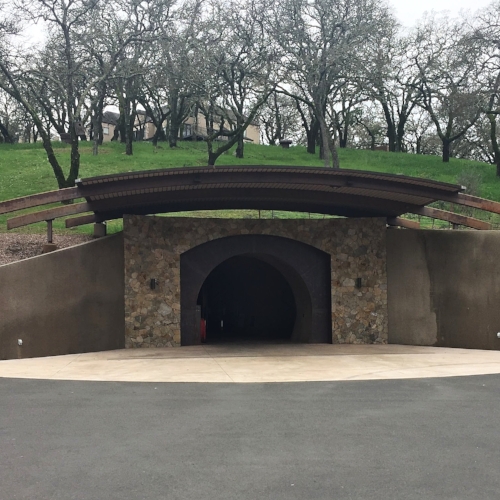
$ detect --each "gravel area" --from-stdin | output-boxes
[0,233,92,266]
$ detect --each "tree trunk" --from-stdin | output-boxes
[42,135,68,188]
[442,138,450,163]
[488,113,500,177]
[126,136,133,155]
[169,93,180,148]
[68,121,80,187]
[0,120,13,143]
[208,151,219,166]
[316,103,338,168]
[152,126,167,146]
[396,119,406,152]
[92,114,99,156]
[331,142,339,169]
[118,103,127,143]
[124,96,136,156]
[319,122,330,167]
[337,116,349,148]
[169,114,180,148]
[388,128,396,152]
[380,102,396,152]
[235,132,244,158]
[125,115,134,156]
[306,120,319,154]
[339,131,348,148]
[307,130,316,154]
[96,94,105,146]
[416,136,422,155]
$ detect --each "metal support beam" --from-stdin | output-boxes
[0,187,80,215]
[65,214,98,228]
[387,217,420,229]
[410,206,492,230]
[440,193,500,215]
[7,202,92,230]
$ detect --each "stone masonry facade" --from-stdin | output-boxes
[124,215,388,347]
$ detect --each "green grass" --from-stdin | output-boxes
[1,140,499,234]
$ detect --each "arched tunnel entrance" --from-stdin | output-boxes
[180,234,332,345]
[197,255,297,343]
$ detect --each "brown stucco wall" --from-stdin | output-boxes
[387,228,500,350]
[0,233,125,360]
[124,215,388,347]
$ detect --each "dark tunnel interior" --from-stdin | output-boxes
[197,255,297,342]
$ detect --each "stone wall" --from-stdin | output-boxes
[124,215,388,347]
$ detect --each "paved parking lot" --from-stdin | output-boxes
[1,371,500,499]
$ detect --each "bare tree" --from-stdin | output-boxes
[293,95,320,154]
[259,91,302,145]
[0,0,162,186]
[194,0,276,166]
[365,31,422,152]
[270,0,394,168]
[161,0,201,148]
[404,108,441,155]
[328,82,366,149]
[351,104,386,150]
[412,14,486,163]
[468,1,500,175]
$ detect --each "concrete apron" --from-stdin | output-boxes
[1,344,500,383]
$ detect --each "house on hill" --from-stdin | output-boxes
[97,109,260,144]
[179,109,260,144]
[97,110,153,142]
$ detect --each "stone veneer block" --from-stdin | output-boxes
[124,215,388,348]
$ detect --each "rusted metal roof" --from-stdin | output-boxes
[1,165,498,230]
[74,165,461,219]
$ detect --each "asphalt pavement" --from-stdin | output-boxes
[1,375,500,500]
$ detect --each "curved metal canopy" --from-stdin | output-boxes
[75,165,461,218]
[1,165,499,230]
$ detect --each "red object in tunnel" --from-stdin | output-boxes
[200,319,207,343]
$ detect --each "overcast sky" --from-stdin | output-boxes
[18,0,496,44]
[393,0,492,26]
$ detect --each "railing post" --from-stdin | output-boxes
[46,219,53,243]
[42,219,58,253]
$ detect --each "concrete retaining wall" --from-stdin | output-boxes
[0,234,125,360]
[387,229,500,350]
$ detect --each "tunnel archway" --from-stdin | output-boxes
[180,234,331,345]
[197,255,297,343]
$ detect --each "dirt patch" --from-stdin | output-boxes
[0,233,93,266]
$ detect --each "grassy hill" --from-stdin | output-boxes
[1,140,499,234]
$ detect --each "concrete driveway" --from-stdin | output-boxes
[1,345,500,499]
[1,344,500,382]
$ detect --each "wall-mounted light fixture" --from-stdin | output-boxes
[150,278,158,290]
[355,278,362,289]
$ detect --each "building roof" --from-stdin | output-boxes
[102,111,120,126]
[75,166,459,218]
[2,166,499,231]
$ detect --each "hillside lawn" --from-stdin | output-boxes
[1,140,499,234]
